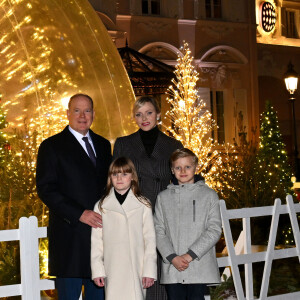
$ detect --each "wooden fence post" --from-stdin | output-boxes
[259,199,281,299]
[19,216,40,300]
[243,217,253,300]
[220,200,246,300]
[287,195,300,262]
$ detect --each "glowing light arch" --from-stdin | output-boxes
[0,0,136,142]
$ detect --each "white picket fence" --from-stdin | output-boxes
[0,216,54,299]
[218,195,300,300]
[0,195,299,299]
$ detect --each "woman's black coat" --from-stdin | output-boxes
[113,130,183,207]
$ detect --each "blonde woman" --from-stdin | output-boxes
[113,96,183,300]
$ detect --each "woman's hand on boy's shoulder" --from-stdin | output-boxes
[142,277,154,288]
[171,256,189,271]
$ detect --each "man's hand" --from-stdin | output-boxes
[79,210,102,228]
[93,277,105,287]
[142,277,154,288]
[171,256,189,271]
[181,253,193,263]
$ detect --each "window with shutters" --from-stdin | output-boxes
[210,90,225,144]
[197,88,225,144]
[286,10,298,38]
[142,0,160,15]
[205,0,222,19]
[282,8,299,38]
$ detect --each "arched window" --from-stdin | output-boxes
[142,0,160,15]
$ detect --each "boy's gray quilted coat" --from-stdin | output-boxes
[154,180,222,284]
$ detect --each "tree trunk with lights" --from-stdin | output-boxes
[164,42,220,185]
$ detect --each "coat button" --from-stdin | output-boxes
[63,218,70,224]
[155,178,160,182]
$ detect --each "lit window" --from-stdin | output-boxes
[210,91,225,143]
[142,0,160,15]
[205,0,222,19]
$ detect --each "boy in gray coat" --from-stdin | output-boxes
[154,148,222,300]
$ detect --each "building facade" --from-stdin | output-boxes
[90,0,300,152]
[256,0,300,153]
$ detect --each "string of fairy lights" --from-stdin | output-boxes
[257,102,293,195]
[0,0,139,280]
[0,2,296,280]
[258,103,295,245]
[0,0,79,139]
[164,43,293,212]
[0,0,77,279]
[164,42,221,186]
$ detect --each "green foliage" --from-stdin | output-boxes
[213,133,262,209]
[213,102,294,244]
[215,102,293,209]
[209,275,236,300]
[0,127,47,230]
[0,103,48,287]
[0,242,20,286]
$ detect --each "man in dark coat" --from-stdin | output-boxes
[36,94,111,299]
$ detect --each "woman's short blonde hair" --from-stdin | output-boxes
[132,96,160,115]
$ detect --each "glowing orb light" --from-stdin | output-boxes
[0,0,136,142]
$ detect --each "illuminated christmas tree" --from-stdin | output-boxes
[254,102,294,245]
[215,102,293,209]
[256,101,293,200]
[164,42,220,183]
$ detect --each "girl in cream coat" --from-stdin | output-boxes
[91,157,157,300]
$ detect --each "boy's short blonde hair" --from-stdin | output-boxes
[170,148,198,166]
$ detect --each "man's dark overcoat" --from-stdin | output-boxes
[36,126,112,277]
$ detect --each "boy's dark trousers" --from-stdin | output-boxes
[165,283,207,300]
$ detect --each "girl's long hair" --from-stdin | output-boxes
[99,157,151,211]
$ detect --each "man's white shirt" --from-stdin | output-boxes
[68,126,97,157]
